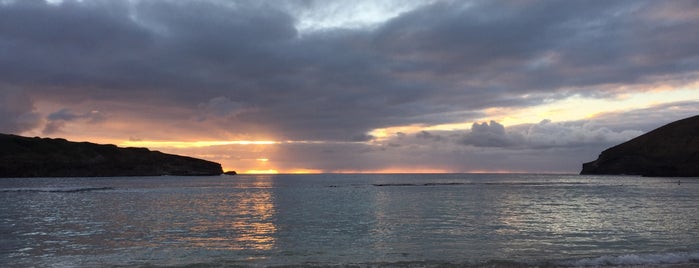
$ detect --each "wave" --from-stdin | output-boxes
[372,182,466,187]
[0,186,114,193]
[163,252,699,268]
[561,251,699,267]
[340,252,699,268]
[264,252,699,268]
[277,260,543,268]
[369,182,588,187]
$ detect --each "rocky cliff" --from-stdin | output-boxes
[0,134,223,177]
[581,115,699,177]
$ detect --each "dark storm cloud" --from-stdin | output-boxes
[0,0,152,88]
[1,0,698,141]
[375,0,699,95]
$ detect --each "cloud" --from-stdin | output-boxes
[583,100,699,132]
[458,119,642,149]
[139,103,698,174]
[42,108,105,134]
[461,121,512,147]
[415,130,441,140]
[197,96,253,120]
[47,108,104,123]
[2,0,698,141]
[372,0,699,104]
[0,1,697,173]
[351,133,376,142]
[0,87,41,133]
[513,119,643,149]
[286,0,431,33]
[41,120,65,135]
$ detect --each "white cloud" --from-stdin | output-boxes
[288,0,432,33]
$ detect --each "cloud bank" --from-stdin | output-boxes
[1,0,698,172]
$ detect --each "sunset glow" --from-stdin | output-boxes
[244,169,280,175]
[4,2,699,267]
[120,140,279,148]
[2,0,699,174]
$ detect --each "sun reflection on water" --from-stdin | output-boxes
[182,176,277,251]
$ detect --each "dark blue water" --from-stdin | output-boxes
[1,174,698,267]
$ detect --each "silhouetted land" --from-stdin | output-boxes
[0,133,223,177]
[581,115,699,177]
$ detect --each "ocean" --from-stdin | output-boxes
[1,174,698,267]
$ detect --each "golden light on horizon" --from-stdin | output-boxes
[119,140,279,148]
[368,124,424,140]
[244,169,279,174]
[362,86,699,137]
[288,168,323,174]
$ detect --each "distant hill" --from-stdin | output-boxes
[581,115,699,177]
[0,134,223,177]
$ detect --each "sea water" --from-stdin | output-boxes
[1,174,698,267]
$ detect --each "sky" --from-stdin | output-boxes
[1,0,698,174]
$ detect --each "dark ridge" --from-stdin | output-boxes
[581,115,699,177]
[0,133,223,178]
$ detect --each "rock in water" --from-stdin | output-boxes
[581,115,699,177]
[0,133,223,177]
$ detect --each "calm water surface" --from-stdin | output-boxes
[1,174,698,267]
